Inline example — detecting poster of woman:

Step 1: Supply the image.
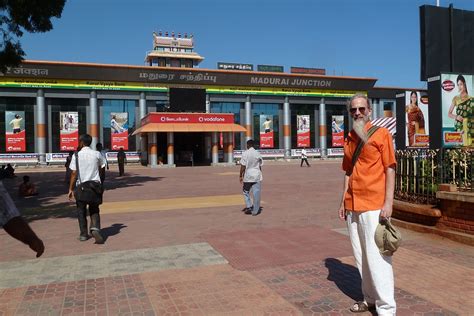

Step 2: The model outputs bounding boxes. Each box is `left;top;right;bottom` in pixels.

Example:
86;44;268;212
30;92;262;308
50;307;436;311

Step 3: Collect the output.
405;91;429;147
5;111;26;152
111;112;129;150
441;73;473;147
59;112;79;151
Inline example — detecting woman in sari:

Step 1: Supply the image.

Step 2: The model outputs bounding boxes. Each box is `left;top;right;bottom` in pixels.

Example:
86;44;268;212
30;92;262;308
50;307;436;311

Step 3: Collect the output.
406;91;425;147
447;74;472;146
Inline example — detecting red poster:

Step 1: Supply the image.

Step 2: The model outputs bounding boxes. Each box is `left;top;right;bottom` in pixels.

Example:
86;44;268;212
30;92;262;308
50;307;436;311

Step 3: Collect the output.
111;131;129;150
332;131;344;147
297;131;310;147
260;131;274;148
60;130;79;151
6;130;26;152
331;115;345;147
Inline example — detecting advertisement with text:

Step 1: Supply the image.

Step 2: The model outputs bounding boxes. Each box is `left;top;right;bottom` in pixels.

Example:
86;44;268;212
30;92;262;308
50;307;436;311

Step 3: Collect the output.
259;115;274;148
297;115;310;147
331;115;344;147
405;91;430;148
5;111;25;152
60;111;79;151
111;112;129;150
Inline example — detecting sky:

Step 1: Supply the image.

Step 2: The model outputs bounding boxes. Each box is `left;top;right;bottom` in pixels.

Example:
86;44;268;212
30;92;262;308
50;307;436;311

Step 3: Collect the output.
20;0;474;90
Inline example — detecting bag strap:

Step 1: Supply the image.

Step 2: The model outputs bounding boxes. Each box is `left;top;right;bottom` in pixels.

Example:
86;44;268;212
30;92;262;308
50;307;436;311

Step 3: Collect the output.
75;151;82;185
351;125;380;168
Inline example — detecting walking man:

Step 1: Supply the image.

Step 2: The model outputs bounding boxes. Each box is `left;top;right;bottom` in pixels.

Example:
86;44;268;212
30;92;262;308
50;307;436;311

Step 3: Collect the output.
239;139;263;216
68;134;106;244
96;143;107;184
300;147;310;167
338;94;397;314
117;148;126;177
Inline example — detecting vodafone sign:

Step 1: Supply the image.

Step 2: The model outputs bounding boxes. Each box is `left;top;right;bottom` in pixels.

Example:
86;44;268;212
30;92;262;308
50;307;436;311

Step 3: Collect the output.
145;113;234;124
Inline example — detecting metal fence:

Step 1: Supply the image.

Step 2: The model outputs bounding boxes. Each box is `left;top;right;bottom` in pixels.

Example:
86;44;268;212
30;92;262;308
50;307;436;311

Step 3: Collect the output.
395;148;473;204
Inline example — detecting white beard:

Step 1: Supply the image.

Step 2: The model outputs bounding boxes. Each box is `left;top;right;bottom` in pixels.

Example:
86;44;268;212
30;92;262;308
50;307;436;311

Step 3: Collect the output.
353;118;369;143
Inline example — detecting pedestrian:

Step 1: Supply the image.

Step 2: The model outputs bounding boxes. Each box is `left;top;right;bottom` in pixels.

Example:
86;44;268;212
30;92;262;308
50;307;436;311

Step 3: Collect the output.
300;147;310;167
1;181;44;257
96;143;107;184
239;139;263;216
338;93;397;314
68;134;106;244
64;151;73;184
117;148;126;176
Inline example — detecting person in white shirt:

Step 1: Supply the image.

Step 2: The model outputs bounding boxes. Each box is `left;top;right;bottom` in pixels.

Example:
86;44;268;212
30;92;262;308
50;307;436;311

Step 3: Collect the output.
68;134;107;243
239;139;263;216
300;147;311;167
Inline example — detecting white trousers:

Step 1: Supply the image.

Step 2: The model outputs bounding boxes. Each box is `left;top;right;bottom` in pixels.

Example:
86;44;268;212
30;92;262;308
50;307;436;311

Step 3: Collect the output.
346;210;396;315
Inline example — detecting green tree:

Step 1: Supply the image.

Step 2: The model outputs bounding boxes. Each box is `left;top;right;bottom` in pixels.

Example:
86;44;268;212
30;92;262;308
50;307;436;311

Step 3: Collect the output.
0;0;66;72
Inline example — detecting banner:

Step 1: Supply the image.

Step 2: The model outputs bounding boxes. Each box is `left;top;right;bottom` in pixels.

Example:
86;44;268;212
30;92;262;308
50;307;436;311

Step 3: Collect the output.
331;115;344;147
441;73;473;147
111;112;129;150
59;112;78;151
297;115;310;147
259;115;274;148
405;91;430;147
5;111;25;152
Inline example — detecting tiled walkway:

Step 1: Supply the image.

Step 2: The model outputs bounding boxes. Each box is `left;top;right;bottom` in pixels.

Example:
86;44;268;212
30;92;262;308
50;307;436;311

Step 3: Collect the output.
1;162;473;315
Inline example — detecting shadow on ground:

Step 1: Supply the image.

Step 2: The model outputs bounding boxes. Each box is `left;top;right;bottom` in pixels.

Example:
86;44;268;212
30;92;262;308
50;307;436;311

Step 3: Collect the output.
1;171;162;222
102;223;128;242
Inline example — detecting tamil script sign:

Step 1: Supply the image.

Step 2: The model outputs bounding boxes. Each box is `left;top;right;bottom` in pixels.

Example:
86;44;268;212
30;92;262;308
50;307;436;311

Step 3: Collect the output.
217;62;253;71
257;65;284;73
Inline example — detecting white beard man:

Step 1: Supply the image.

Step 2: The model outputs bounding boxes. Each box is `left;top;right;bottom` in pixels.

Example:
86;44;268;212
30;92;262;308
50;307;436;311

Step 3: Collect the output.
338;94;397;314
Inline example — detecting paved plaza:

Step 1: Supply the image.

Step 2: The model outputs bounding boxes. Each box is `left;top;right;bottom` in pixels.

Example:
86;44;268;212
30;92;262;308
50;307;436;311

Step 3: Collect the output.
0;161;473;315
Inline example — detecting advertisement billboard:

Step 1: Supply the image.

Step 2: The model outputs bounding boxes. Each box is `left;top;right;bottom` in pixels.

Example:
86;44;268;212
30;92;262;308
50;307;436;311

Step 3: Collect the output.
59;112;79;151
111;112;129;150
297;115;310;147
257;65;284;73
331;115;344;147
441;73;473;147
259;115;274;148
5;111;25;152
405;91;430;148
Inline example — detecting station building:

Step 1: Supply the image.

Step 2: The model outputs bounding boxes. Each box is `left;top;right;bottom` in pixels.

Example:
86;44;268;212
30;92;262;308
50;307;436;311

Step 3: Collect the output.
0;32;404;167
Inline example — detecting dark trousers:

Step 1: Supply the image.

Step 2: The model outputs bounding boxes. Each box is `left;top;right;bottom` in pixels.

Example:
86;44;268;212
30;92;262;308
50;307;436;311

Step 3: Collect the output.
301;158;310;167
118;163;125;176
76;201;101;237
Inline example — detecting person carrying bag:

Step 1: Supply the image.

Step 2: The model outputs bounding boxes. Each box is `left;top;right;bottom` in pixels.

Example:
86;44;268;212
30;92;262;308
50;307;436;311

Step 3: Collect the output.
68;134;106;244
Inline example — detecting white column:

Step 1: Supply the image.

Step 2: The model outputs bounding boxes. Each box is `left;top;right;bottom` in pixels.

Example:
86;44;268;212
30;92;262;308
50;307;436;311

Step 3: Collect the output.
89;91;98;150
319;99;327;158
211;132;219;164
139;92;147;164
167;132;174;166
36;89;46;164
283;96;291;159
148;132;157;167
245;95;252;142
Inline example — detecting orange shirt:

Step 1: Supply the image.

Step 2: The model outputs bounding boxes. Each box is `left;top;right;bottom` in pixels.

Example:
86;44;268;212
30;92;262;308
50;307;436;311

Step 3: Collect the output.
342;122;396;211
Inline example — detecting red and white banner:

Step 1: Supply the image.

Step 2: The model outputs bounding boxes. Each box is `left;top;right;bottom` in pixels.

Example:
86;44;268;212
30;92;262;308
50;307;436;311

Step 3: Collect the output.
111;112;128;150
297;115;310;147
60;112;79;151
5;111;26;152
260;115;274;148
143;113;235;124
331;115;344;147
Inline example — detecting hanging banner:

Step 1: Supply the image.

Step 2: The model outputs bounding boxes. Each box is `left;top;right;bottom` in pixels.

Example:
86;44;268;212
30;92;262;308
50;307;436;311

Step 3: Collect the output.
111;112;129;150
59;112;79;151
331;115;345;147
297;115;310;147
441;73;473;147
405;91;430;147
5;111;26;152
259;115;274;148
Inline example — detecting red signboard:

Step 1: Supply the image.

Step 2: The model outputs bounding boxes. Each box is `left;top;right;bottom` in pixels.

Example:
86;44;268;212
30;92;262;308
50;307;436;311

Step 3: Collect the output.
290;67;326;75
143;113;235;124
260;131;274;148
6;130;26;152
60;130;79;151
297;131;310;147
111;131;129;150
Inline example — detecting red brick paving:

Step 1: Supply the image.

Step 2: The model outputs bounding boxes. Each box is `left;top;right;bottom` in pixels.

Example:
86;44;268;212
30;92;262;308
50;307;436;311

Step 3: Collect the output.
1;162;473;315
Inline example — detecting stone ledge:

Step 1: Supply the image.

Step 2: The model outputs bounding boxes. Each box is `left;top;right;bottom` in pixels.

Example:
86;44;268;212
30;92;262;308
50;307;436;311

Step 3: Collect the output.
393;199;441;218
436;191;474;203
392;218;474;246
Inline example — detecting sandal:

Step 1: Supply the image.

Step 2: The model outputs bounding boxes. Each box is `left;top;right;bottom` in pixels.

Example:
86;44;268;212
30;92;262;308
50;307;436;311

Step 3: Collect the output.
350;301;375;313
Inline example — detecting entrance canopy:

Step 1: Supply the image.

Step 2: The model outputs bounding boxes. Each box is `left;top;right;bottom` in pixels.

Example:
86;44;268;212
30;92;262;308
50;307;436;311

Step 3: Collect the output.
132;112;246;135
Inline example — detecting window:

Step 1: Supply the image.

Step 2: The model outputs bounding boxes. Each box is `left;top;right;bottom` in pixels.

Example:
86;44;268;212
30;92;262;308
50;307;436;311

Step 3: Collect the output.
211;102;242;150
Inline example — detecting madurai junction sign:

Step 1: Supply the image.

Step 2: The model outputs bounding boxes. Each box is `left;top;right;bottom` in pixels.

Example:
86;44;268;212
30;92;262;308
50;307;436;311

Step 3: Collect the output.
0;61;377;92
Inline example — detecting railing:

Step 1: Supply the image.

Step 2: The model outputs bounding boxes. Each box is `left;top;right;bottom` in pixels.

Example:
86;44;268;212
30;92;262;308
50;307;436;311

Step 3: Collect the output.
395;148;473;205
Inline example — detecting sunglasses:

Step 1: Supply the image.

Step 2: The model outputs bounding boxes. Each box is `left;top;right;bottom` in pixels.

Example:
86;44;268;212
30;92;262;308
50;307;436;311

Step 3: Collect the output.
349;107;367;115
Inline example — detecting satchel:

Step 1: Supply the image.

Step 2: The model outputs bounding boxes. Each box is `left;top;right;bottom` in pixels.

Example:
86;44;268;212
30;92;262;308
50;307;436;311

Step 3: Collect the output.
73;152;103;204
